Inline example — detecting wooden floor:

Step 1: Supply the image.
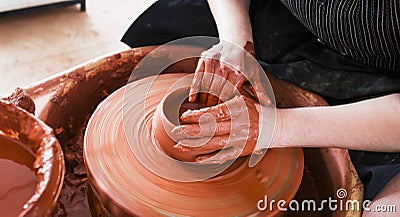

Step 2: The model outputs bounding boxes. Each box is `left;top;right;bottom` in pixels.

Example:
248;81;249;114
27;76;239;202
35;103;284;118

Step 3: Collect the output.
0;0;155;96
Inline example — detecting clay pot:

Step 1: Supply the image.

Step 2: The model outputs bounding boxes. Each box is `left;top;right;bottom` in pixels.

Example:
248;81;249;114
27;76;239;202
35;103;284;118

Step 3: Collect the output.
152;87;201;162
0;100;64;217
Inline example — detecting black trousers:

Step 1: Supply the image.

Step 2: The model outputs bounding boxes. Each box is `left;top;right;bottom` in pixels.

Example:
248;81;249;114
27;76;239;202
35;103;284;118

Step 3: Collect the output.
122;0;400;200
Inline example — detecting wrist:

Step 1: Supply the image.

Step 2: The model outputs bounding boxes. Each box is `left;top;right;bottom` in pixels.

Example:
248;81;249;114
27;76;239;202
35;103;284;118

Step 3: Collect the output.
219;34;253;48
256;105;278;150
270;108;284;148
273;107;322;149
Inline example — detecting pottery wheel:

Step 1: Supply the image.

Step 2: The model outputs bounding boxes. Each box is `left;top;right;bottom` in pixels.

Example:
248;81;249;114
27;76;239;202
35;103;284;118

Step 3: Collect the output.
84;73;304;216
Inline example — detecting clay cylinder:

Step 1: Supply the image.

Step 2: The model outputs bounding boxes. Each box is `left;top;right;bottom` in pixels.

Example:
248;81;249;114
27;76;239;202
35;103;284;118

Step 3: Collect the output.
152;87;203;162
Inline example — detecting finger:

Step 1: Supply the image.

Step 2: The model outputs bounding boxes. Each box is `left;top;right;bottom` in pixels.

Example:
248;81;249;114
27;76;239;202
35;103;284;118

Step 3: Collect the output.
206;92;220;107
218;80;235;102
180;99;234;123
229;73;246;93
171;121;231;139
250;70;272;106
196;147;242;164
219;65;246;102
207;60;227;106
199;59;214;106
250;78;271;106
223;53;246;90
174;134;230;151
189;58;205;102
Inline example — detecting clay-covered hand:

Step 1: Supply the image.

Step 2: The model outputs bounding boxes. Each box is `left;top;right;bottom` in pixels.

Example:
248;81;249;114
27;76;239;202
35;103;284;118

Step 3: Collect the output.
172;94;265;163
189;41;270;107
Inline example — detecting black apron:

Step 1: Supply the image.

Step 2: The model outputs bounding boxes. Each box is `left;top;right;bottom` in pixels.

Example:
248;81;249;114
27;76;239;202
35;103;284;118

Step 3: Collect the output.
121;0;400;200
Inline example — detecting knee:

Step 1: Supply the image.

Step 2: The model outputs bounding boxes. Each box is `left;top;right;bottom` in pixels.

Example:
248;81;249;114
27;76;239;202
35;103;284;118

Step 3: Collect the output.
363;173;400;217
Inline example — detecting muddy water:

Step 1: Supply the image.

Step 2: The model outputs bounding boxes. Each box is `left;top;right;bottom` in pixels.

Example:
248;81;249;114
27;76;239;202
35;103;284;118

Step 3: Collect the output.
0;134;37;217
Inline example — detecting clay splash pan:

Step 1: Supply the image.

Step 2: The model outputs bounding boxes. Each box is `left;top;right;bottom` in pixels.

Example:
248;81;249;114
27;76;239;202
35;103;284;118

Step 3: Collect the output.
22;46;363;216
0;100;64;216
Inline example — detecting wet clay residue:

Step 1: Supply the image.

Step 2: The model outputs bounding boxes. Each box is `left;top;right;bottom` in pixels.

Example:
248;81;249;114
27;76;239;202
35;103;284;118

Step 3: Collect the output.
244;41;256;57
53;115;91;216
1;87;35;114
0;134;37;217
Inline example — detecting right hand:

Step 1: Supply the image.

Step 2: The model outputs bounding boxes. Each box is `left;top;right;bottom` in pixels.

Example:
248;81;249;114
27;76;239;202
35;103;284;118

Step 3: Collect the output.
172;93;269;164
189;41;270;107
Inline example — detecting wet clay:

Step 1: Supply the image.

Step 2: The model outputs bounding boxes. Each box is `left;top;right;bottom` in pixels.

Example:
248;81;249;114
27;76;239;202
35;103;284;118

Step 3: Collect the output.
84;73;304;216
52;116;92;217
1;87;35;114
0;135;37;217
0;100;65;217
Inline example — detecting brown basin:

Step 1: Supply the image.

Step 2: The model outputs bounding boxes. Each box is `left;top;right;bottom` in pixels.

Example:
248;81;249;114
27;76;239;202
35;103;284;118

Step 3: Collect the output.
0;100;64;216
22;46;363;216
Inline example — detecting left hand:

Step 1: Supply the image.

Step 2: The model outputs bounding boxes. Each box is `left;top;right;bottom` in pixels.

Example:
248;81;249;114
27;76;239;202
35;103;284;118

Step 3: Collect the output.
171;93;262;163
189;41;270;107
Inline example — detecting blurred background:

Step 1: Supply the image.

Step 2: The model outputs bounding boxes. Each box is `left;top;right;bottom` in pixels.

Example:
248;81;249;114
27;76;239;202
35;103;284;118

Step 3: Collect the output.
0;0;155;96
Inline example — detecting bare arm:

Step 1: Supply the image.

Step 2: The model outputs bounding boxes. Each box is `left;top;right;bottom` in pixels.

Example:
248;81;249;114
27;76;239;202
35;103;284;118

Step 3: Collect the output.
272;94;400;152
207;0;252;46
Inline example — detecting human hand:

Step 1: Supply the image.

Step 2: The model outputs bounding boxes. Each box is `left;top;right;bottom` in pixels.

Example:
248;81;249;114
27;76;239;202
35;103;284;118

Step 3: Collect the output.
172;93;269;164
189;41;270;107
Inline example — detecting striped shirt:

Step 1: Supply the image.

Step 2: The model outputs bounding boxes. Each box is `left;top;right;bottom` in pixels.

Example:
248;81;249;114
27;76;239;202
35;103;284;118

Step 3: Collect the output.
280;0;400;72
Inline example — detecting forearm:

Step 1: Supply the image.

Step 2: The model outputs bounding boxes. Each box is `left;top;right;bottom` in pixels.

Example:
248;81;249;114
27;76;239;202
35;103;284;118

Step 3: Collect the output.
207;0;252;46
271;94;400;152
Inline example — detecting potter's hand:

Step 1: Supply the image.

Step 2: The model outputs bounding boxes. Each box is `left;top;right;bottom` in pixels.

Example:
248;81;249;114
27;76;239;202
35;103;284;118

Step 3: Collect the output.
189;41;270;107
172;94;269;163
